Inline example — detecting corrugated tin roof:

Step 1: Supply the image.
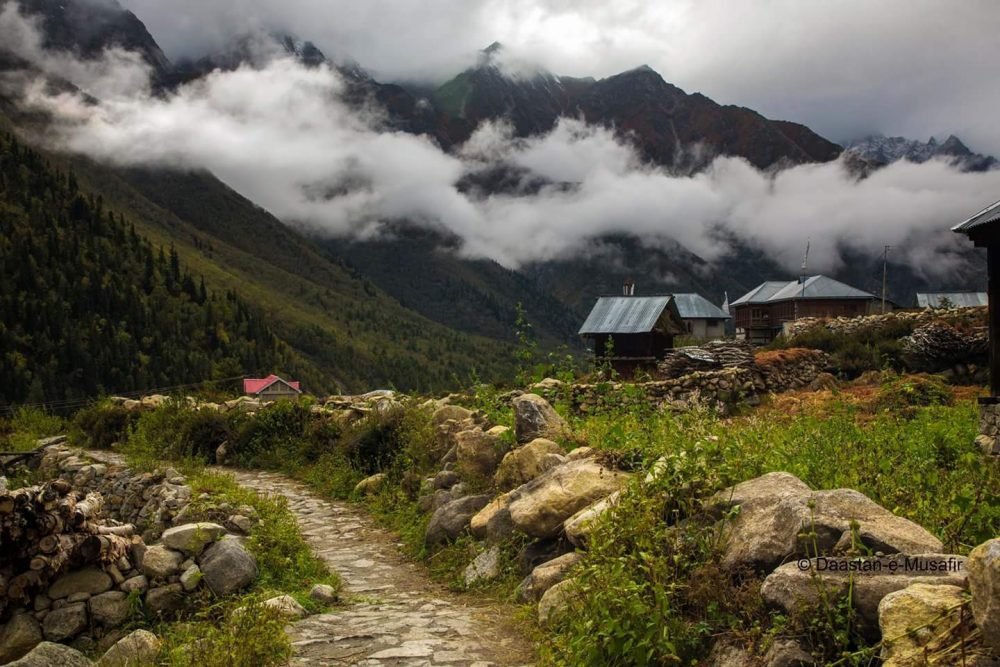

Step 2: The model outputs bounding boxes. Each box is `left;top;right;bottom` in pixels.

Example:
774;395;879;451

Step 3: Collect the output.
730;281;790;306
916;292;988;308
672;293;731;319
732;275;876;306
579;296;674;335
953;198;1000;234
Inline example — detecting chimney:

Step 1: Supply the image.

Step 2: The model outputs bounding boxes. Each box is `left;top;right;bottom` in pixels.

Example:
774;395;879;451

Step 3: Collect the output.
623;278;635;296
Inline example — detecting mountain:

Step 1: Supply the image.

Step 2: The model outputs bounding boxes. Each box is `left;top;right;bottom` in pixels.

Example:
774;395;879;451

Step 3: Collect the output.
0;131;300;406
844;134;998;172
427;45;842;171
10;0;171;79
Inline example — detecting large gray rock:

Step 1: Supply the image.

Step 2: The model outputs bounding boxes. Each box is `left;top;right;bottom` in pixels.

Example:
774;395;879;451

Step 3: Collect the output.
8;641;91;667
517;552;583;602
145;584;184;615
0;613;43;663
261;595;308;619
470;492;517;543
141;545;184;579
508;459;631;539
763;639;814;667
97;629;161;667
354;473;388;496
537;578;578;627
464;546;502;585
761;554;967;636
513;394;568;444
48;568;113;600
495;438;565;490
198;538;259;596
89;591;130;627
709;472;943;572
309;584;339;605
705;640;754;667
564;491;620;548
967;538;1000;652
878;583;966;667
42;603;88;642
424;495;492;546
160;522;227;556
455;429;510;480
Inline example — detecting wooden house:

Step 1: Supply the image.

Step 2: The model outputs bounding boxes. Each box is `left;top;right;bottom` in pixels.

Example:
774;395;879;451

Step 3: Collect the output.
243;375;303;401
579;290;687;377
731;275;883;344
672;293;731;340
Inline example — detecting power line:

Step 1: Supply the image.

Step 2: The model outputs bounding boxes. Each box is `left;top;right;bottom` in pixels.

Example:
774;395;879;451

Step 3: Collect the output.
0;374;249;415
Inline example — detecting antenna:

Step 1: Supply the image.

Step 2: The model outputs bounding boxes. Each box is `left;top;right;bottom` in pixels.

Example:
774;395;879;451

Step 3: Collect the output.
882;245;891;314
801;240;811;274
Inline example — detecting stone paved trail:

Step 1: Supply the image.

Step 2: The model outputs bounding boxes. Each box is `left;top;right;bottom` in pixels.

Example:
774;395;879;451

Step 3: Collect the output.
225;468;535;667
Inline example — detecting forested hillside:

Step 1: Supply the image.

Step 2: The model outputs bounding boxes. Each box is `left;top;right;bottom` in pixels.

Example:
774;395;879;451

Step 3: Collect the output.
0;133;299;406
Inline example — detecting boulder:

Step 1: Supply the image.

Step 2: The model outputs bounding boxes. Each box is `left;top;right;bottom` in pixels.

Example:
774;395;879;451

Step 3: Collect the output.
160;522;227;556
494;438;565;490
878;584;966;667
354;473;388;496
141;545;184;579
0;613;43;663
42;603;88;642
470;493;514;541
145;584;184;615
761;554;967;636
431;405;473;426
262;595;308;619
709;472;943;572
513;394;568;444
309;584;339;605
424;495;492;546
119;575;148;595
564;491;620;548
508;460;630;539
518;539;571;575
517;552;582;602
227;514;253;534
88;591;130;627
180;565;202;591
455;429;509;479
97;629;161;667
464;546;502;585
199;538;258;596
565;447;596;462
967;538;1000;652
705;640;754;667
763;639;814;667
7;642;91;667
538;578;578;627
432;470;462;490
48;568;113;600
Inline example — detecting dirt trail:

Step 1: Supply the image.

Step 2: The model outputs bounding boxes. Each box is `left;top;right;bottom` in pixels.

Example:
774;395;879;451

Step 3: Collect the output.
223;468;534;667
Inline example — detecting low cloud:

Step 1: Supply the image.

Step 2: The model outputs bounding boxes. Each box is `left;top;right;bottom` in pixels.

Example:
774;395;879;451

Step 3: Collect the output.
6;8;998;279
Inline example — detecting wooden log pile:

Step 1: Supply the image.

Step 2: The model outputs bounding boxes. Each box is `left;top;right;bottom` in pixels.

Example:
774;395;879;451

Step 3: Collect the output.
657;340;755;379
0;478;132;615
903;320;989;371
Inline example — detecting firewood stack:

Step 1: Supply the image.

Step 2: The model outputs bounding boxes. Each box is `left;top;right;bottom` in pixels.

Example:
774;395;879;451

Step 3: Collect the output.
903;320;989;371
0;477;133;616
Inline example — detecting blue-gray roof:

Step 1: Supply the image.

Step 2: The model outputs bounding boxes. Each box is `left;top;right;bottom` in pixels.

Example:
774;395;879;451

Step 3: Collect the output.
916;292;988;308
953;198;1000;234
732;275;876;306
579;296;674;335
672;293;731;320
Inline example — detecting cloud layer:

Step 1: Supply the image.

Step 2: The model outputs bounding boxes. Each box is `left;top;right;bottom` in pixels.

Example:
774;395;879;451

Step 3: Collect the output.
114;0;1000;154
5;6;998;279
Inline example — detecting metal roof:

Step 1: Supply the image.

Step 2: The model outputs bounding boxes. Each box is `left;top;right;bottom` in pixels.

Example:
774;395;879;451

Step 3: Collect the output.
953;198;1000;234
732;275;876;306
672;293;731;320
729;281;789;306
578;296;674;335
916;292;988;308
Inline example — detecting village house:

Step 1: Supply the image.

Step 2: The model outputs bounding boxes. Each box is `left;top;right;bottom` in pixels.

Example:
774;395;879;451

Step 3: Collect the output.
578;282;687;377
243;374;303;401
731;275;884;345
672;293;731;340
915;291;988;309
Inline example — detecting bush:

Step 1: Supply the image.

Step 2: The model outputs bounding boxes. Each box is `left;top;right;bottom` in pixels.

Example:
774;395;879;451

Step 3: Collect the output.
337;408;407;474
874;375;954;413
71;402;137;450
226;400;313;468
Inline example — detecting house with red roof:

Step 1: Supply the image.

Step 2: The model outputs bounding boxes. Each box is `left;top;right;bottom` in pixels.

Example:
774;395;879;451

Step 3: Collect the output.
242;375;303;401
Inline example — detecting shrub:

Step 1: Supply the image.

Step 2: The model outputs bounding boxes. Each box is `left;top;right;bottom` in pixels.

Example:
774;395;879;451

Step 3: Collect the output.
71;402;137;450
874;374;954;413
337;407;407;474
226;400;312;468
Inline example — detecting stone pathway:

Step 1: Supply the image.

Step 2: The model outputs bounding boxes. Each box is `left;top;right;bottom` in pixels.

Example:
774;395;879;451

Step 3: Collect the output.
223;468;534;667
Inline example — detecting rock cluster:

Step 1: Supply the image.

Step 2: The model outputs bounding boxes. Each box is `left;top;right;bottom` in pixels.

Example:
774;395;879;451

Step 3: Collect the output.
0;449;260;663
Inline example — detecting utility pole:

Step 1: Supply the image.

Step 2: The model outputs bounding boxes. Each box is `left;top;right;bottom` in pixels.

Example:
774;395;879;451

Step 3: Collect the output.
882;245;891;314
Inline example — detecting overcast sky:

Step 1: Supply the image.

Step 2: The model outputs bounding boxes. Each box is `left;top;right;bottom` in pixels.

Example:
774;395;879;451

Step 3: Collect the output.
115;0;1000;153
